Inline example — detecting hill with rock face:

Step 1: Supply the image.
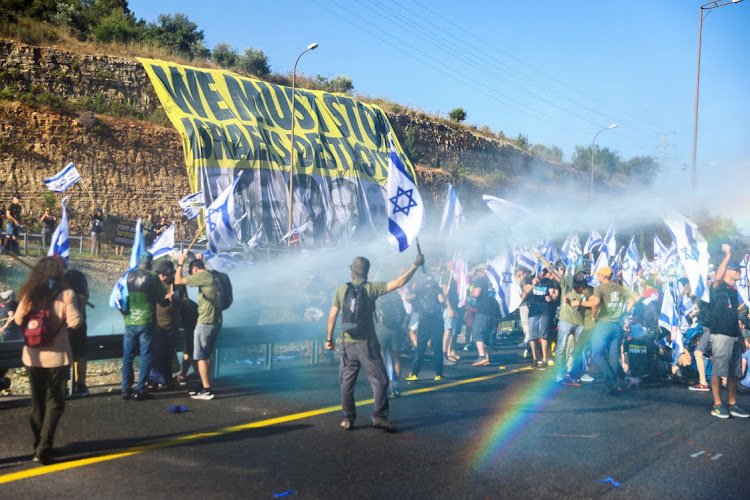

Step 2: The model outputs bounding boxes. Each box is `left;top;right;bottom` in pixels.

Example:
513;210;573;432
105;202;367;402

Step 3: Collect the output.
0;39;572;237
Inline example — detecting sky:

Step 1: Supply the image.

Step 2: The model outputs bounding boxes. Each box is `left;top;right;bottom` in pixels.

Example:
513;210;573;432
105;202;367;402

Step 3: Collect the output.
128;0;750;231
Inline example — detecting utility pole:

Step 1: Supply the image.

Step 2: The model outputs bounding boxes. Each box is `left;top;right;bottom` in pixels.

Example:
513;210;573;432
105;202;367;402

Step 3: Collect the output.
656;131;677;182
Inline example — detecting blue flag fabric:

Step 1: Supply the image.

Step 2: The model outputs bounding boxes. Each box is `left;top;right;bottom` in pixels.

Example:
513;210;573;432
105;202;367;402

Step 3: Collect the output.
206;173;243;253
148;223;175;260
246;224;263;251
440;183;465;238
487;252;523;317
386;134;424;252
621;237;639;291
44;163;81;193
665;211;710;302
584;231;603;255
514;246;537;274
602;225;616;261
738;255;749;308
561;233;582;267
654;235;668;266
178;191;205;220
47;196;70;263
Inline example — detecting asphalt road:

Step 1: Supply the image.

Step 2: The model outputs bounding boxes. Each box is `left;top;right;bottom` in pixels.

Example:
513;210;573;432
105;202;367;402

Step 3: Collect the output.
1;336;748;499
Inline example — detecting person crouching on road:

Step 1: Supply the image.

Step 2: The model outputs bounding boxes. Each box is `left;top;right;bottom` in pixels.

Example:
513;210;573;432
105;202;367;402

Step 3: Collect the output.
14;256;82;465
326;253;424;432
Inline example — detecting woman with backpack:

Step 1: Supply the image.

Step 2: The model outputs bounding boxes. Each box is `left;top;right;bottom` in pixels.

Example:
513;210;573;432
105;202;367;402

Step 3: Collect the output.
14;256;82;465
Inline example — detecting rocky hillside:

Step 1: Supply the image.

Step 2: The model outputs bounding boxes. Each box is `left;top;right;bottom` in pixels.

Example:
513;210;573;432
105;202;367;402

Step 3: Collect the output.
0;39;571;235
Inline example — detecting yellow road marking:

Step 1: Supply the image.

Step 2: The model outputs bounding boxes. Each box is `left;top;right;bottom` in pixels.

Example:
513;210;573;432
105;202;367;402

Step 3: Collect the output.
0;367;529;484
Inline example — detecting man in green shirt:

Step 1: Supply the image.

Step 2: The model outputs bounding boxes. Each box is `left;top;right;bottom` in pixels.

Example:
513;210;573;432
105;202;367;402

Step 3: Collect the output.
174;255;221;401
590;266;636;393
326;253;424;431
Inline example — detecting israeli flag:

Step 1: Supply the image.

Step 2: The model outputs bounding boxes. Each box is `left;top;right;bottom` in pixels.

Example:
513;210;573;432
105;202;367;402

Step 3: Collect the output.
452;250;469;308
178;191;205;220
148;223;175;260
534;240;559;274
659;278;683;363
280;220;312;242
109;218;146;312
665;211;710;302
654;235;668;266
440;183;465;237
621;236;639;291
602;225;616;260
44;163;81;193
588;251;609;287
640;256;653;280
47;196;70;262
738;255;750;307
561;233;582;267
204;252;249;275
584;231;603;255
206;172;243;253
514;246;537;274
662;242;679;274
386;134;424;252
487;252;523;317
247;224;263;251
483;195;531;217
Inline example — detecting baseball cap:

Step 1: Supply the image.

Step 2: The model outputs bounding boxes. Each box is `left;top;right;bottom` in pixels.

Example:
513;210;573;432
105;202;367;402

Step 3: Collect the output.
629;323;648;339
155;259;175;276
139;252;153;267
12;192;20;199
726;260;741;271
596;266;613;278
0;289;15;301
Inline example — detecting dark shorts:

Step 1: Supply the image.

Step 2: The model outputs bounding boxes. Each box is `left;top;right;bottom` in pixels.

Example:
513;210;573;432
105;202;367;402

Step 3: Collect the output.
709;334;742;378
375;323;404;352
528;315;549;341
472;314;494;344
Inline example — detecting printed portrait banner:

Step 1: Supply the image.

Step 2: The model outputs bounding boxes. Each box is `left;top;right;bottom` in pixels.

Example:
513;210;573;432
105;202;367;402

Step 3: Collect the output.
138;57;417;245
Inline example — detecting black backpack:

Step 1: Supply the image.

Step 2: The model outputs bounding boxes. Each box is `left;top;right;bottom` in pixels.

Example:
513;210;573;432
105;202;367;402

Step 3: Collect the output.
417;285;443;319
341;282;370;337
210;271;233;311
376;291;406;329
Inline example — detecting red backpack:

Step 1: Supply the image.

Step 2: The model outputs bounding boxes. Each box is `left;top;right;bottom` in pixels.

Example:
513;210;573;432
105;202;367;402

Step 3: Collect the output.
22;293;64;347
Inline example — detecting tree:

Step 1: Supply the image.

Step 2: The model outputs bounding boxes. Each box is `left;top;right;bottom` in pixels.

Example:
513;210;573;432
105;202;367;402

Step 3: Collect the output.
448;107;467;123
212;43;238;68
94;9;143;43
237;46;270;77
530;144;564;162
511;133;530;150
570;145;658;187
315;75;354;94
144;13;208;60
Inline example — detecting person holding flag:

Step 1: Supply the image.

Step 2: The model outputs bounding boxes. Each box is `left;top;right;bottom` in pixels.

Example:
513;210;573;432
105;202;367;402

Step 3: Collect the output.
386;134;424;253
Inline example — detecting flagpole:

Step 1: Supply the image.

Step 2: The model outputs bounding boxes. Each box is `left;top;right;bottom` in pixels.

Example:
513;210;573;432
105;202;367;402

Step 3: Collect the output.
184;221;207;254
415;238;426;274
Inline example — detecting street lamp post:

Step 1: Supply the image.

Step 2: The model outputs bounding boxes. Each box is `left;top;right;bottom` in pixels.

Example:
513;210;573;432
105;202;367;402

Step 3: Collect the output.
590;123;617;204
287;42;319;244
690;0;743;214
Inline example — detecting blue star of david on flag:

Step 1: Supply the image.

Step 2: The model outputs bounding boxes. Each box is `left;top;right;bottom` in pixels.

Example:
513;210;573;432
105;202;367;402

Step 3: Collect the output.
389;186;419;216
386;134;424;252
502;272;513;285
205;172;243;253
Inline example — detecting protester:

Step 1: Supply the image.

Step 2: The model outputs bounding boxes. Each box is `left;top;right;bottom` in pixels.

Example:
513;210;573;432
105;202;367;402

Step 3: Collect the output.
39;207;56;250
14;256;81;465
90;206;104;256
0;289;21;341
375;285;407;397
64;265;90;397
440;261;463;365
326;253;424;431
153;259;180;389
515;267;532;356
175;253;199;384
120;251;160;400
590;266;636;393
526;268;554;369
469;264;494;366
174;254;222;401
705;245;748;419
4;192;23;255
406;276;445;381
143;212;155;247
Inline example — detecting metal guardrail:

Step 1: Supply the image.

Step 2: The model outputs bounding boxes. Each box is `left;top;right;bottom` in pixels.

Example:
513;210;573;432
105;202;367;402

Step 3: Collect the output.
0;320;329;377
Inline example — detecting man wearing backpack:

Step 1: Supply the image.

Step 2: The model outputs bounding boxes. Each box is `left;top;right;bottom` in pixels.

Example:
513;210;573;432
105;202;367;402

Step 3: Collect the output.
326;253;424;432
174;254;222;401
406;276;445;381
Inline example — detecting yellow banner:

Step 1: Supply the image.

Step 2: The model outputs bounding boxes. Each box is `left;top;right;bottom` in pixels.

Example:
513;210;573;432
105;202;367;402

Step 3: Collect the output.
138;58;416;194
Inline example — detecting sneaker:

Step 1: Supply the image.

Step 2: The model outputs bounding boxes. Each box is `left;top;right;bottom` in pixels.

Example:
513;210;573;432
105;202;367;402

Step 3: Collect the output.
580;373;594;383
190;388;215;400
536;361;546;371
562;375;582;387
517;342;527;348
340;419;353;430
547;360;555;367
405;373;418;381
132;390;152;401
391;387;401;398
434;375;443;381
122;389;132;400
729;405;750;418
522;349;530;359
371;417;397;432
75;385;90;398
471;357;489;366
689;383;710;392
176;375;188;385
712;404;730;419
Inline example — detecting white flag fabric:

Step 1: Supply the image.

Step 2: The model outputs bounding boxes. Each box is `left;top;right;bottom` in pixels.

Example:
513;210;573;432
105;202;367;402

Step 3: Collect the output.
440;183;465;237
109;218;146;312
487;252;523;317
483;195;531;217
386;134;424;252
659;278;683;363
602;225;616;260
280;220;312;242
452;251;470;308
179;191;205;220
738;255;750;307
514;246;537;274
665;211;710;302
561;233;582;267
148;223;175;259
44;163;81;193
206;173;243;254
662;242;679;275
247;224;263;251
587;251;609;287
654;235;668;266
640;256;653;280
584;231;603;255
47;196;70;262
204;252;250;275
621;236;639;291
